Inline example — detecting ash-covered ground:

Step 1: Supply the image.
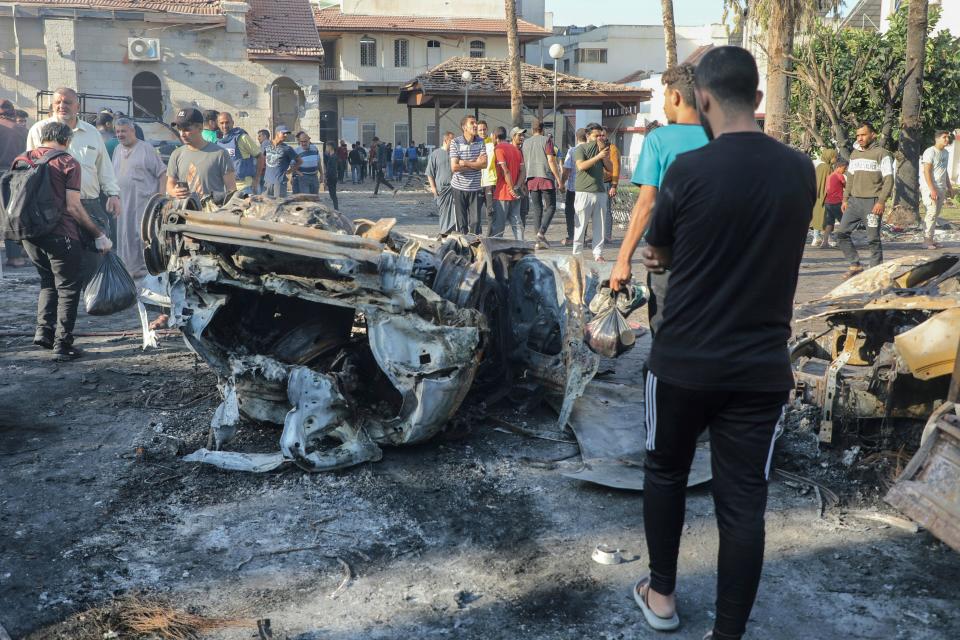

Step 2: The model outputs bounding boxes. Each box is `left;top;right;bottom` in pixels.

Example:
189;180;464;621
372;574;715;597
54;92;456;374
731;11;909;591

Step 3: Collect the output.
2;183;959;640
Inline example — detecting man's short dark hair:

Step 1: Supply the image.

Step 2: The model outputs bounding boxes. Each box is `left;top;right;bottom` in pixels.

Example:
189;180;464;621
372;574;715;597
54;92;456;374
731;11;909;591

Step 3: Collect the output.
95;112;114;128
14;109;28;119
494;126;507;141
40;121;73;146
662;63;697;108
935;130;951;139
575;127;587;142
460;115;476;129
857;121;875;133
444;131;456;141
258;129;269;138
531;118;544;133
833;159;849;169
477;120;488;127
203;109;219;124
694;46;759;112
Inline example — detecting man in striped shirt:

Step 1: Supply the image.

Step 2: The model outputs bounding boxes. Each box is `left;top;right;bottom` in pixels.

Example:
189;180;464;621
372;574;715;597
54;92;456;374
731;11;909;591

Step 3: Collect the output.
293;132;321;195
449;115;488;234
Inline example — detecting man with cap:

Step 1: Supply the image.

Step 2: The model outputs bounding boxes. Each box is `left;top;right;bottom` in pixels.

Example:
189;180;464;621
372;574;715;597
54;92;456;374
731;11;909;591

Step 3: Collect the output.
490;126;526;240
262;126;301;197
166;107;236;200
1;99;28;267
27;87;121;271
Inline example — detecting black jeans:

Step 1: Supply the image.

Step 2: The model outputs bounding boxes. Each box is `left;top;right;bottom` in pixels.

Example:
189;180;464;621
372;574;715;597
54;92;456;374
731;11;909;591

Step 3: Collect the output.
22;235;87;348
836;196;882;267
564;189;576;240
326;178;338;210
528;187;556;236
373;164;395;195
644;372;787;640
453;189;484;234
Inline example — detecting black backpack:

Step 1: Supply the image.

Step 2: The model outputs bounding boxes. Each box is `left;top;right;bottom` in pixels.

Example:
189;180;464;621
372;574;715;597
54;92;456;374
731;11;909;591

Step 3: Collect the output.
0;149;68;241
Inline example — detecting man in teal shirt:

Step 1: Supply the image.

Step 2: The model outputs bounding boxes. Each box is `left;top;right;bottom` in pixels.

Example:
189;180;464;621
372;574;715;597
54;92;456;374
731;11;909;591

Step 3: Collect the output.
610;63;709;332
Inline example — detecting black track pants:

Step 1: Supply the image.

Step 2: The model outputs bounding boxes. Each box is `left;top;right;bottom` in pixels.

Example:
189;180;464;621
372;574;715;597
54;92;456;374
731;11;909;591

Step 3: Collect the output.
643;372;787;640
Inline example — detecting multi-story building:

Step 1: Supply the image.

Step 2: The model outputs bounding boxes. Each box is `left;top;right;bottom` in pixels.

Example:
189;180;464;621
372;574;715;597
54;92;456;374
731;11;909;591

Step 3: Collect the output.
0;0;326;138
312;0;551;147
844;0;959;34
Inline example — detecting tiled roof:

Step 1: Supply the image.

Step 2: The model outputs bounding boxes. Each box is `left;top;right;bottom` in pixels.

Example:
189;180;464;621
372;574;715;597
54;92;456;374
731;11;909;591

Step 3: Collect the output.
615;70;651;85
400;57;650;100
3;0;222;14
246;0;323;59
314;6;551;41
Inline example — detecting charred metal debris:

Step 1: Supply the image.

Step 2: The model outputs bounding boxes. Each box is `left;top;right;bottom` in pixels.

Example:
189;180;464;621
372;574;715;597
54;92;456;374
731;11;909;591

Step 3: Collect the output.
790;255;960;444
141;193;599;472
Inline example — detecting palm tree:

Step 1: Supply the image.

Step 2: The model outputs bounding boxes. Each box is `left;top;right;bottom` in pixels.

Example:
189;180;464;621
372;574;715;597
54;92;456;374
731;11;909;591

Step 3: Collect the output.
895;0;929;216
725;1;841;143
662;0;678;68
505;0;524;128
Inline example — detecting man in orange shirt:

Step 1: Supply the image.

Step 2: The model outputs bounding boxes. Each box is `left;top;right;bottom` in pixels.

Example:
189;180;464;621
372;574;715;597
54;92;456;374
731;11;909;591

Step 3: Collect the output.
490;126;526;239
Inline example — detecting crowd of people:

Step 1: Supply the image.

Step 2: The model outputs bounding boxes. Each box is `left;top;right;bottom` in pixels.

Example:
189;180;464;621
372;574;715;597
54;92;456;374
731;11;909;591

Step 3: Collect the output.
0;45;957;640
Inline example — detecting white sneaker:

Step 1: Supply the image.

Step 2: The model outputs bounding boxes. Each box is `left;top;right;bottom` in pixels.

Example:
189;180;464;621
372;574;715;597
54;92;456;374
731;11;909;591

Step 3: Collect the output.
811;230;822;246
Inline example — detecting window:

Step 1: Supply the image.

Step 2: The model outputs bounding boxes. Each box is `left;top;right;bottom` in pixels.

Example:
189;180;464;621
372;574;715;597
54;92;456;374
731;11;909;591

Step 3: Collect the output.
361;122;377;146
469;40;485;58
575;48;608;63
394;38;409;67
544;63;554;71
132;71;162;119
426;124;438;148
563;58;570;73
394;123;410;148
360;36;377;67
427;39;441;66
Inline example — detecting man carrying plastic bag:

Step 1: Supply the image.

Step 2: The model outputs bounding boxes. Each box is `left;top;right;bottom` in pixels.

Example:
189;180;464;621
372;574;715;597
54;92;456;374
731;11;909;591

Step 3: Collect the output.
1;121;113;361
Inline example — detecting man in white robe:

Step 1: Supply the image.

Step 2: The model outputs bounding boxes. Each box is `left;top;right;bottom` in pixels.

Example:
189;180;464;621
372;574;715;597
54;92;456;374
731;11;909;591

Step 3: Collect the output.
112;117;166;278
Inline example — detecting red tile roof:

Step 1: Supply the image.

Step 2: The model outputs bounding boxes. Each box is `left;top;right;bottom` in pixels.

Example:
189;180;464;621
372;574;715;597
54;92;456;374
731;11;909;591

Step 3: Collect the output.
314;6;551;41
5;0;222;14
246;0;323;59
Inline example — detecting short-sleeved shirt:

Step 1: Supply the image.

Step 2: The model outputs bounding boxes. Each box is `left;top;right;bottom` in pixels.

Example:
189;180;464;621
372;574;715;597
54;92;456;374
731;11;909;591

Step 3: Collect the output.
825;172;846;205
425;147;453;189
263;143;298;184
574;141;605;193
323;152;338;180
631;124;709;189
407;146;418;159
480;136;497;187
296;144;321;174
393;147;405;162
27;147;82;240
449;135;484;191
494;142;523;201
645;132;816;392
201;129;219;143
526;137;556;192
167;142;234;197
563;145;579;191
921;145;950;192
104;134;119;159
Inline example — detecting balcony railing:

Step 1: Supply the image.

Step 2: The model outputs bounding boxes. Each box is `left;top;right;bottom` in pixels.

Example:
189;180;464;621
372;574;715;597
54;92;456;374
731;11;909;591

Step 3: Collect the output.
319;67;340;81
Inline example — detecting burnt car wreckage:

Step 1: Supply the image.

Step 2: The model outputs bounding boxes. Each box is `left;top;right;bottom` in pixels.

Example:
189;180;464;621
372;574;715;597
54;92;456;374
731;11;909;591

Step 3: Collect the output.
140;192;600;473
789;255;960;549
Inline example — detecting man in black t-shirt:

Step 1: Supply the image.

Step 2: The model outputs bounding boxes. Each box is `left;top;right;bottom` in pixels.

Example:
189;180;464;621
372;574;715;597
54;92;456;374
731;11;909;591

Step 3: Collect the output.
630;47;815;640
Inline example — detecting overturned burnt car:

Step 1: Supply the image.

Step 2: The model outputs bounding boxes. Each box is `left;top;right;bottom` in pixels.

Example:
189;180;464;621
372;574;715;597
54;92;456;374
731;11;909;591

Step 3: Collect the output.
790;255;960;443
141;193;599;472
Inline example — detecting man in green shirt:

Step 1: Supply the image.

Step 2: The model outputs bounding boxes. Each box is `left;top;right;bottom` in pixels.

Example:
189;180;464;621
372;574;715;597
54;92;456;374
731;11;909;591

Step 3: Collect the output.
572;122;612;261
201;109;220;143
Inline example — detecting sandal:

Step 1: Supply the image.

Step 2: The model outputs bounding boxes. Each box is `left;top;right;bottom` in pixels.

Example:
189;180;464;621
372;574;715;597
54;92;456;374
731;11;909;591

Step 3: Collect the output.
633;576;680;631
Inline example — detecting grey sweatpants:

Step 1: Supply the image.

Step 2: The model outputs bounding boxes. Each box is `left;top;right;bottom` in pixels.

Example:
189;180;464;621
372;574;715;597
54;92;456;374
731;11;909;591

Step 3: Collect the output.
836;196;882;268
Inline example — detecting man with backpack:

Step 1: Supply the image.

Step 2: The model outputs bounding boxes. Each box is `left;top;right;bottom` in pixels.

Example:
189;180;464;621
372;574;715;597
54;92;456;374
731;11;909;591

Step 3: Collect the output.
216;112;262;195
4;121;112;361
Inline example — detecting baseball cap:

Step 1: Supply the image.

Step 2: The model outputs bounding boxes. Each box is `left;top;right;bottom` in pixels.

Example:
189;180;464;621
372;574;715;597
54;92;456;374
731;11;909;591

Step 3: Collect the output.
584;122;604;133
275;125;291;135
509;126;526;138
174;107;204;128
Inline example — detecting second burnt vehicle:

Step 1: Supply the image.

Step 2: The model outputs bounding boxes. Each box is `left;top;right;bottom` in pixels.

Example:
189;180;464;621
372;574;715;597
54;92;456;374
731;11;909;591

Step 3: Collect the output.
140;192;600;472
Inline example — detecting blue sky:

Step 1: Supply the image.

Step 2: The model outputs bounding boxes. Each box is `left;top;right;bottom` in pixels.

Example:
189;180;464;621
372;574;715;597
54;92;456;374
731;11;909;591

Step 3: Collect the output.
545;0;726;27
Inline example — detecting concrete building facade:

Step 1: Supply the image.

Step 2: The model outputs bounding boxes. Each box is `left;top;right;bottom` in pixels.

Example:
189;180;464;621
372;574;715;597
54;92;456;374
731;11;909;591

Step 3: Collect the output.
0;1;326;138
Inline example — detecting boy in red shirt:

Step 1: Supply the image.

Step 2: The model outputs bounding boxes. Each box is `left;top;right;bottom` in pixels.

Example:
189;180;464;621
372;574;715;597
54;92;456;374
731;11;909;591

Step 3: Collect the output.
820;159;847;248
490;126;526;239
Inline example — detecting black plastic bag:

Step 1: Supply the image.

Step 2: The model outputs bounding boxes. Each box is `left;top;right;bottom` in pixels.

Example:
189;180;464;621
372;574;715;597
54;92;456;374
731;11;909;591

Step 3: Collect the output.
584;285;637;358
83;251;137;316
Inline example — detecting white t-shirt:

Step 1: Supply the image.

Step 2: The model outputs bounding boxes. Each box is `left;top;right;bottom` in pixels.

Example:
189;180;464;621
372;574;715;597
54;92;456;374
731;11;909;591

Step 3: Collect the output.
920;145;949;193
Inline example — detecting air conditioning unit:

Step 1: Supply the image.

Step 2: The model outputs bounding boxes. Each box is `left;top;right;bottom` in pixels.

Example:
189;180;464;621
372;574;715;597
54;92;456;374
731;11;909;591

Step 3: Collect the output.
128;37;160;61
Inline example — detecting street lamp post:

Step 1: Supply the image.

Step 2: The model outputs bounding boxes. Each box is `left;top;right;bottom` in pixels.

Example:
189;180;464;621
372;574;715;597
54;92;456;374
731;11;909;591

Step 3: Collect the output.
548;44;565;142
461;70;472;114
